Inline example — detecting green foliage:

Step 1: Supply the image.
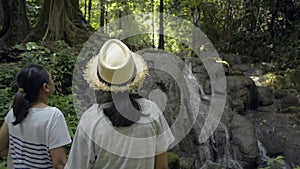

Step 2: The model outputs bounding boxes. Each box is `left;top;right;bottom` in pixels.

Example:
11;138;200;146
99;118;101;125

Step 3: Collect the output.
0;40;78;149
17;41;77;94
0;63;19;124
259;156;285;169
26;0;43;27
268;156;285;165
259;69;300;91
18;42;52;67
168;152;180;169
49;41;77;94
0;157;6;169
0;88;14;123
0;63;20;89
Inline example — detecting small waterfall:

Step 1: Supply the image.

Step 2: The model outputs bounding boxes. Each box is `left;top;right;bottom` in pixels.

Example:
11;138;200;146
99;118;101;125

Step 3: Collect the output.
184;62;243;168
195;118;243;168
257;139;270;163
213;123;243;169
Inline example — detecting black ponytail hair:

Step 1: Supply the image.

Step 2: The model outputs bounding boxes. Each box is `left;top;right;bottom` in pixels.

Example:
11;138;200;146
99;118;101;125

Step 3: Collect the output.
97;91;143;127
12;64;50;125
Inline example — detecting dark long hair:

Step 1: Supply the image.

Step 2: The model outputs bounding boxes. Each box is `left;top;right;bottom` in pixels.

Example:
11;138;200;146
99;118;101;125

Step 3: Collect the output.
98;91;143;127
12;64;50;125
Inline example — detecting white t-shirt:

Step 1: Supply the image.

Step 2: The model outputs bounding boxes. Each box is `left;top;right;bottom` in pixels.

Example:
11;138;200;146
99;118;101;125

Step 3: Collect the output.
5;106;72;169
65;98;175;169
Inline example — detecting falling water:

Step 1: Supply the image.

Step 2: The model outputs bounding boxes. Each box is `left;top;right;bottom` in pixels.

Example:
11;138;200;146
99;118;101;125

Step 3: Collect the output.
184;62;243;169
196;123;243;169
257;139;270;163
211;123;243;169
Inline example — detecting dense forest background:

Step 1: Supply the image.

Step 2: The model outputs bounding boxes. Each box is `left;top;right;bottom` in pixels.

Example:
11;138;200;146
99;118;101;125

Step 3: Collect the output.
0;0;299;66
0;0;299;168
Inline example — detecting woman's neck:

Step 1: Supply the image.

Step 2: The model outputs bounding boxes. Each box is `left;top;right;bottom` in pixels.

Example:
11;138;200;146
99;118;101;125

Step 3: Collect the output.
31;98;48;108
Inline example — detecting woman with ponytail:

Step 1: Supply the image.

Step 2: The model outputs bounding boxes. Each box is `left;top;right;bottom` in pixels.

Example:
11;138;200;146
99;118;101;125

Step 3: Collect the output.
0;64;71;169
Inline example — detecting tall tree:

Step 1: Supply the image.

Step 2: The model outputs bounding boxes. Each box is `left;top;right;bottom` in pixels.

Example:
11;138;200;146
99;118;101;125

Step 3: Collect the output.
190;0;201;54
158;0;164;49
152;0;155;48
25;0;94;46
84;0;87;18
88;0;92;23
0;0;30;47
0;0;10;38
100;0;105;32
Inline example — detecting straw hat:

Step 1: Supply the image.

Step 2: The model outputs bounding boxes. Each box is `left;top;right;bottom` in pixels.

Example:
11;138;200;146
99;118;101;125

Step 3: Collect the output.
84;39;148;93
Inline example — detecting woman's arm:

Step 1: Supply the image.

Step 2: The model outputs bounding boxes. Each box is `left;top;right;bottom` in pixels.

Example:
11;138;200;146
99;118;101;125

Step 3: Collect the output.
0;122;9;157
49;147;68;169
155;152;168;169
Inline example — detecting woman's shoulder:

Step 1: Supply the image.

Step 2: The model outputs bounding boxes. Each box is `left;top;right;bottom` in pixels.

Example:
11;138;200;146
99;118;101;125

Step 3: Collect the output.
5;109;14;122
80;104;103;120
31;106;64;118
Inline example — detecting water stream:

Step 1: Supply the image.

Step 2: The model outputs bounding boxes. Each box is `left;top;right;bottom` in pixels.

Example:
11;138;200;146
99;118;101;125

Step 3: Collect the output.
185;62;243;169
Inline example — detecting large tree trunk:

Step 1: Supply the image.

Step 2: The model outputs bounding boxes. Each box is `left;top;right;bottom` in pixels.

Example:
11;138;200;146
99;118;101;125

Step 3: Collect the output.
25;0;94;46
0;0;30;48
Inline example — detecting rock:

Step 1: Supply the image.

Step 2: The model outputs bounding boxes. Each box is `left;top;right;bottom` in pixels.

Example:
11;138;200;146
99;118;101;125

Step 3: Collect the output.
231;114;259;169
226;76;258;113
280;106;300;114
199;162;225;169
282;90;299;109
257;87;274;106
246;111;300;166
255;105;278;112
180;156;196;169
187;57;203;67
220;53;245;65
204;79;211;95
232;64;252;73
243;68;263;76
194;73;208;87
274;89;287;99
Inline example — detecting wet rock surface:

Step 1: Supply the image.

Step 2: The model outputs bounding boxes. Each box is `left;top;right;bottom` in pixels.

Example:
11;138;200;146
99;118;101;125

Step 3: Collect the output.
142;52;300;169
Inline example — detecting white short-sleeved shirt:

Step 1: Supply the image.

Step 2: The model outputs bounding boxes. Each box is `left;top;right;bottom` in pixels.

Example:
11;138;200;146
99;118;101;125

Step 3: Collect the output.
65;98;175;169
5;106;72;169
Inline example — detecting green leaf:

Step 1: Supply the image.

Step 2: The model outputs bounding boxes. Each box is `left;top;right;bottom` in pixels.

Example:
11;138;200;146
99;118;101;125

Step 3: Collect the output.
0;160;7;168
276;159;285;165
26;42;38;50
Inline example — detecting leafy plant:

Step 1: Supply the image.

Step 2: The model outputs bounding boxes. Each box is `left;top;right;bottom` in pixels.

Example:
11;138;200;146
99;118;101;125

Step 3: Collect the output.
17;41;77;94
259;155;286;169
0;157;7;169
0;40;78;144
0;63;19;124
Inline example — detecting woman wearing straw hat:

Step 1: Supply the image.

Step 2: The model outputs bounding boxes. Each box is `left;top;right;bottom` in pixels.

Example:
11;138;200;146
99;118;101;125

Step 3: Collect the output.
65;39;174;169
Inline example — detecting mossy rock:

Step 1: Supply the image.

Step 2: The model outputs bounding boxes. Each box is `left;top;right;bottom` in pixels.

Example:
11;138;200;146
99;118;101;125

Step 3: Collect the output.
168;152;180;169
280;106;300;114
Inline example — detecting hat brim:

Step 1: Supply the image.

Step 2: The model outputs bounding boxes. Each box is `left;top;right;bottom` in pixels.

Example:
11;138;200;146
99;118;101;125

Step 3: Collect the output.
84;53;148;93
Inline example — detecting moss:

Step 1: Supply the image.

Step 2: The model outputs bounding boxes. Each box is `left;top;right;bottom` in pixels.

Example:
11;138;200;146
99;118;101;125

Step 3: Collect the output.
168;152;180;169
280;106;300;114
259;70;300;92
